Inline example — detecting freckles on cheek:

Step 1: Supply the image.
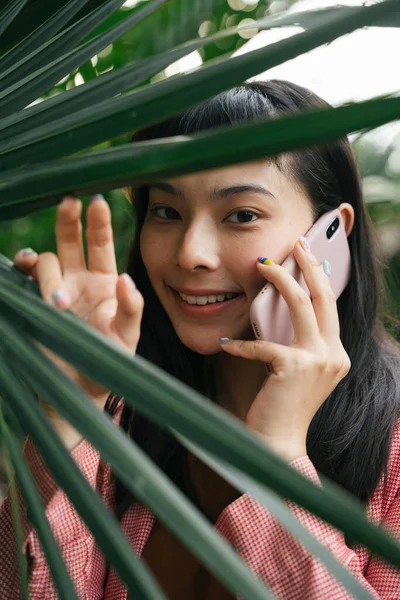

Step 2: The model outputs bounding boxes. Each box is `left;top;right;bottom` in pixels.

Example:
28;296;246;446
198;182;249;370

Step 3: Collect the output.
143;247;170;288
230;249;261;291
140;231;161;267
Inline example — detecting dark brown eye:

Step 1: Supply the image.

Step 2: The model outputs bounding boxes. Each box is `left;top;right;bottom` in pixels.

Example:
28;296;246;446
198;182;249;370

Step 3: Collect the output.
151;207;181;220
227;210;258;224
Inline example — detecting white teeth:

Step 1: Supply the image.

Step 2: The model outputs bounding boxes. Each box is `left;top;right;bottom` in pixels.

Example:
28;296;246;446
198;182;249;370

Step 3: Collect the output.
177;291;238;305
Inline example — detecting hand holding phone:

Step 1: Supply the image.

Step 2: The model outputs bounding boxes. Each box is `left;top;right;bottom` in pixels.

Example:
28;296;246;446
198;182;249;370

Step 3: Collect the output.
249;209;351;347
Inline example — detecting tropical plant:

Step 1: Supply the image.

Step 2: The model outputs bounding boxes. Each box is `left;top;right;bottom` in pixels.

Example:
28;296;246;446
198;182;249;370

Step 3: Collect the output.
0;0;400;598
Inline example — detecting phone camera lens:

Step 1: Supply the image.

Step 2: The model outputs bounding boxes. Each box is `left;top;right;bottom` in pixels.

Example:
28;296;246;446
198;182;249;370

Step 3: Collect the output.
326;217;339;239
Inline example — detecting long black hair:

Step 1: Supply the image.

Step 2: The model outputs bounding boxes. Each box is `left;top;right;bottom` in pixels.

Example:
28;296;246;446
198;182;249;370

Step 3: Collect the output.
105;79;400;519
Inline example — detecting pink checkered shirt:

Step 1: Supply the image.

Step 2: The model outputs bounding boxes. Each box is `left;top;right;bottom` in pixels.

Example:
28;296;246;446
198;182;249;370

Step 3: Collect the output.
1;403;400;599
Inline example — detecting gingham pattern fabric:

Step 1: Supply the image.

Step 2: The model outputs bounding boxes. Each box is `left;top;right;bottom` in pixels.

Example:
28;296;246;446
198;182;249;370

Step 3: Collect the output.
1;404;400;600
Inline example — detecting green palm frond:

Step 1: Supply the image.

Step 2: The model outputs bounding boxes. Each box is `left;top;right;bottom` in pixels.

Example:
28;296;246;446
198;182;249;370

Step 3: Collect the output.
0;317;277;600
0;0;93;72
0;0;29;38
0;362;169;600
0;403;80;600
1;93;400;220
0;0;167;117
176;433;375;600
0;408;30;600
1;264;400;573
0;0;399;597
0;0;398;165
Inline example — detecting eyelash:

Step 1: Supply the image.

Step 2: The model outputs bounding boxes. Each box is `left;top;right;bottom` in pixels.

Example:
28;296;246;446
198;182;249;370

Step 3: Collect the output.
149;206;259;224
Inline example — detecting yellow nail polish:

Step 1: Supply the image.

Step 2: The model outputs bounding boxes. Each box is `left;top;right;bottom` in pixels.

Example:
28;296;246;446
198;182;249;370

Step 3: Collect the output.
257;257;274;265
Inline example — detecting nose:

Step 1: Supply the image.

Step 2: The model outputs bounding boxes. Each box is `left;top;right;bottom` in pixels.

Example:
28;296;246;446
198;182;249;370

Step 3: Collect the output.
176;219;220;271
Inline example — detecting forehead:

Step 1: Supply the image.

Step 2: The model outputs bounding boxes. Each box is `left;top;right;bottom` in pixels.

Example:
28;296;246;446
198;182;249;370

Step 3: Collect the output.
155;159;295;196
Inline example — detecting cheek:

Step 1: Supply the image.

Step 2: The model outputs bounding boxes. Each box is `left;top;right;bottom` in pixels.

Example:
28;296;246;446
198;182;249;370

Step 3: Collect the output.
232;226;302;302
140;227;170;281
231;231;281;271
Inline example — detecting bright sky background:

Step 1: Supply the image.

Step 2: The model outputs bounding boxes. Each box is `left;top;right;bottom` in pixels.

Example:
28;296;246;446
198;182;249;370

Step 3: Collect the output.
164;0;400;149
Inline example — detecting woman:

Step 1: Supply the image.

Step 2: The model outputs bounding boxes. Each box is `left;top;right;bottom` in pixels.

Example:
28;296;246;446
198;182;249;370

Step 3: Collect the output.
1;79;399;599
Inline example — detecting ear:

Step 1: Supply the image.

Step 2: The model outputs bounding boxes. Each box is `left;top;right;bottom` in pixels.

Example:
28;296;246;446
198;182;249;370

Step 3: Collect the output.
338;202;355;237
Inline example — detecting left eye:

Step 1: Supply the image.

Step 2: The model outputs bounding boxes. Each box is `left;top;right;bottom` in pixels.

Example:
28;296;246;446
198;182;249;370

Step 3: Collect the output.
226;211;258;224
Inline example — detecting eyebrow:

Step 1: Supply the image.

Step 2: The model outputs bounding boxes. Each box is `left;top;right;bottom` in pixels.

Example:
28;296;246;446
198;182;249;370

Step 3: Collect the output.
148;181;276;201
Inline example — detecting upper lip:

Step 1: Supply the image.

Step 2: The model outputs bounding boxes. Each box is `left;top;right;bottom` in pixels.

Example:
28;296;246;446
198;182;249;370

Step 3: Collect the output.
169;285;241;296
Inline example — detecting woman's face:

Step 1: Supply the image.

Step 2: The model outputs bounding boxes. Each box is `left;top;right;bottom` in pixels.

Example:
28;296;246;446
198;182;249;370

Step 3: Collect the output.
140;159;315;355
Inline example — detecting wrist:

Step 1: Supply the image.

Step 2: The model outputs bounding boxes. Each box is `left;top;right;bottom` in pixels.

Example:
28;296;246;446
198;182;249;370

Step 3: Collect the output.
246;426;307;462
50;417;84;451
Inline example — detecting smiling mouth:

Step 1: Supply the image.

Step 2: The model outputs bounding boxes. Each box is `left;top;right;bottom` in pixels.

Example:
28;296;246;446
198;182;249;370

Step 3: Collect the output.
171;288;240;305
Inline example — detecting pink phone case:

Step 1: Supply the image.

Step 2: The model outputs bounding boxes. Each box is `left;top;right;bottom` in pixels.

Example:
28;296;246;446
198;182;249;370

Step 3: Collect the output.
249;209;351;347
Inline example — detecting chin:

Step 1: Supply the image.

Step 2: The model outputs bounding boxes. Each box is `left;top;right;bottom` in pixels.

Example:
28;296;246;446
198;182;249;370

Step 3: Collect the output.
174;324;253;356
179;337;224;356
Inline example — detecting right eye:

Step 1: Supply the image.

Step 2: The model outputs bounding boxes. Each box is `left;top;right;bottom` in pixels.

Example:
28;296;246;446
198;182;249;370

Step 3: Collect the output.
149;206;181;220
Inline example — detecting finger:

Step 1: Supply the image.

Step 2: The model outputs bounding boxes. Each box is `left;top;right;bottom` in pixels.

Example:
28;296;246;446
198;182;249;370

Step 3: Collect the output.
36;252;71;311
293;239;340;339
14;248;39;278
86;195;118;275
256;258;319;348
112;273;144;351
219;337;288;365
56;196;86;273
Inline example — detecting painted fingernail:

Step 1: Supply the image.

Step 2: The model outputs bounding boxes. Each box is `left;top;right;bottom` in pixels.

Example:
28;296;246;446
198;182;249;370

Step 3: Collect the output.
52;289;70;308
257;257;274;265
299;236;311;252
91;194;105;202
21;248;37;257
219;337;233;344
323;260;332;277
122;273;136;295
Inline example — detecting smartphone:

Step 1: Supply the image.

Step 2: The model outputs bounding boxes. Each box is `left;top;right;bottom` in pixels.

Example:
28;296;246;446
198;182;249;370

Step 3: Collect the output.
249;208;351;347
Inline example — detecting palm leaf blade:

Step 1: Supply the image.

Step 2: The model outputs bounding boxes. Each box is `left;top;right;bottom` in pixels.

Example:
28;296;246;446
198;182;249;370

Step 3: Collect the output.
0;267;400;570
176;433;376;600
0;0;168;118
0;2;368;142
0;0;29;38
0;403;79;600
0;0;398;165
0;0;93;74
0;8;298;144
0;320;277;600
256;4;400;30
0;357;168;600
0;34;218;144
0;0;127;94
0;410;30;600
1;94;400;219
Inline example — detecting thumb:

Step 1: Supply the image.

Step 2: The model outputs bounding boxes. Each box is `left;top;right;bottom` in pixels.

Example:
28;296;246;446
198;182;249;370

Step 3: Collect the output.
112;273;144;352
219;338;285;364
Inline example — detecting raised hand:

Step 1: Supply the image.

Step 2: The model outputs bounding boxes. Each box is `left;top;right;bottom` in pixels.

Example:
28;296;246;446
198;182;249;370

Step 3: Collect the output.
13;195;144;414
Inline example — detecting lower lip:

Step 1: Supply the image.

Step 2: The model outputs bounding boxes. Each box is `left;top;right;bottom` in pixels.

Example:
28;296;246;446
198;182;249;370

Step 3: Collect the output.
169;287;245;318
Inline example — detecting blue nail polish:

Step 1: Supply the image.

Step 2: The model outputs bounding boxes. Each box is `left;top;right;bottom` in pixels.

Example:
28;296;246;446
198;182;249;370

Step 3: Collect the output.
219;337;233;344
91;194;105;202
257;257;273;265
21;248;36;256
52;289;69;307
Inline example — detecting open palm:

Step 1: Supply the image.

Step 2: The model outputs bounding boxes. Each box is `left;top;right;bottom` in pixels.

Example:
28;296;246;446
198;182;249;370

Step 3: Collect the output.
14;195;144;409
